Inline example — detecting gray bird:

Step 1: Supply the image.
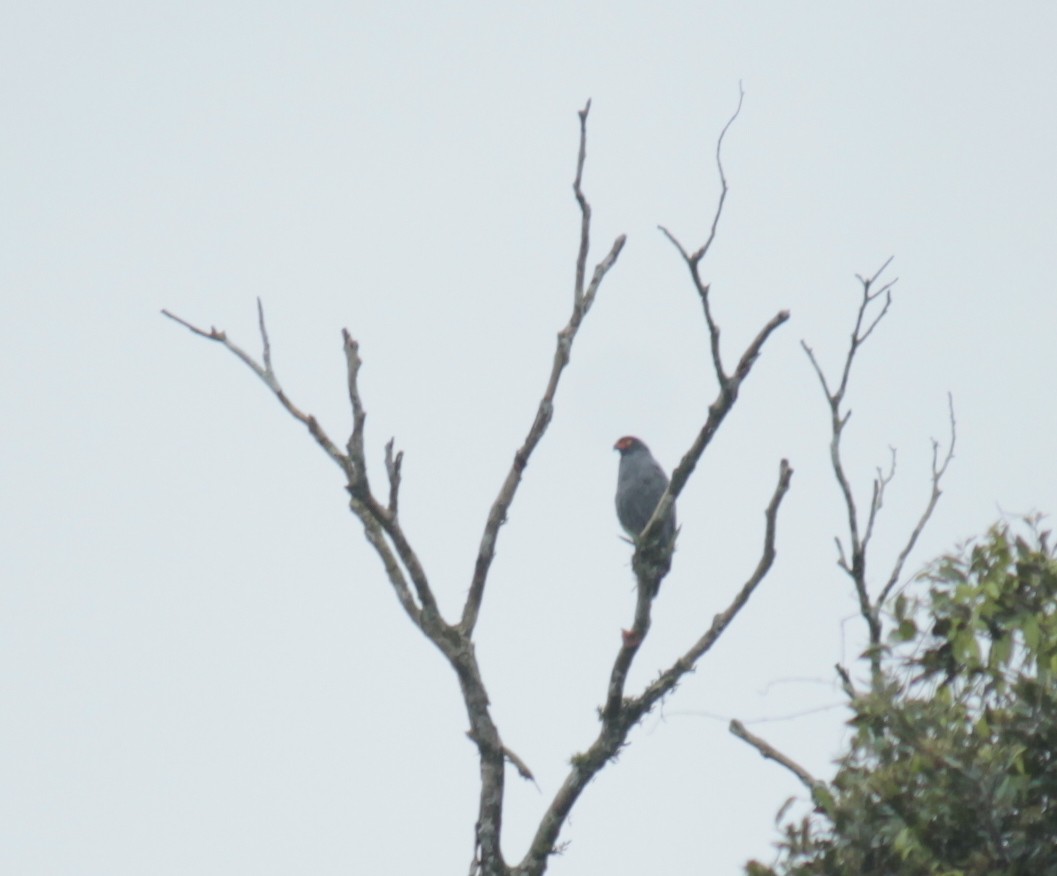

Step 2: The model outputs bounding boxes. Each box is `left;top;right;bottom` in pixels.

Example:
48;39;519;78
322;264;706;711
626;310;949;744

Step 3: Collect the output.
614;436;676;549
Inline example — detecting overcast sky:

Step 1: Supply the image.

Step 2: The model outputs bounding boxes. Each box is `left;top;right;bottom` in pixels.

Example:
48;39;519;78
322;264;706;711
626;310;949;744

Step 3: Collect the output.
3;3;1056;874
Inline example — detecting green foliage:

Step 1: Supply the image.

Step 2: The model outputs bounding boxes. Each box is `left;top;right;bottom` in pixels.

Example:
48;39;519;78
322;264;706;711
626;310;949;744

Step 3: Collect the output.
750;521;1057;876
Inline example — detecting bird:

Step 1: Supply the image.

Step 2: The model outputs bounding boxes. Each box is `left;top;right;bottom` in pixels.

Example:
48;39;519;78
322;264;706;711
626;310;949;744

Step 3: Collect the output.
614;436;676;550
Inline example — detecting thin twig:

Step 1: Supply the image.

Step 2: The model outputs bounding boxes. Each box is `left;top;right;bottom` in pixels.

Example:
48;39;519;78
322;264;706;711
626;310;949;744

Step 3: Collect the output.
837;257;896;401
669;701;846;724
876;393;957;608
161;307;347;471
861;447;897;556
384;437;403;517
465;729;537;786
729;719;819;792
835;663;856;699
163;306;443;632
657;83;746;387
572;99;591;309
256;298;273;376
694;81;745;264
504;746;537;785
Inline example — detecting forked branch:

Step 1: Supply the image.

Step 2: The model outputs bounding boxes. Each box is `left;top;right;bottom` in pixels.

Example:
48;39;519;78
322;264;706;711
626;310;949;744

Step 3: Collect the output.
514;90;793;874
634;460;793;712
166;93;795;876
802;260;956;685
162;301;348;472
163;303;506;868
515;460;793;876
601;306;789;718
461;99;626;638
160;305;441;624
591;83;788;800
658;82;745;386
877;393;956;608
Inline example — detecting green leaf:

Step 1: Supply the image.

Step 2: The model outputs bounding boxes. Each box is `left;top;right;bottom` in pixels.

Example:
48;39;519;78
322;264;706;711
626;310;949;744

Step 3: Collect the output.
894;618;917;642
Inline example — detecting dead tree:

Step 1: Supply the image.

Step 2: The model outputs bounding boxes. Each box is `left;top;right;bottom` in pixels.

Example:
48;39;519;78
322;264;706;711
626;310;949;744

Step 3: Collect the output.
728;259;957;799
164;92;792;876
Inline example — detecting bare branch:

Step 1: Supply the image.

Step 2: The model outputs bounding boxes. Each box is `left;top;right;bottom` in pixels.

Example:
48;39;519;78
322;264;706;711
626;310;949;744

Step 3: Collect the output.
656;83;746;387
572;99;591;309
384;437;404;517
836;257;896;402
803;260;956;689
855;287;893;351
256;297;273;376
633;460;793;713
348;494;423;629
877;393;957;607
835;663;856;699
729;719;819;793
161;307;347;472
161;308;216;338
516;460;793;876
452;105;635;872
323;328;443;622
659;225;726;384
608;304;788;637
162;306;447;633
595;307;789;746
461;104;626;638
861;447;897;556
800;261;900;677
590;90;786;715
800;341;833;399
465;729;536;786
167;94;795;876
525;109;781;861
602;569;658;723
516;96;788;871
603;305;789;713
834;536;850;574
663;310;790;509
374;506;441;620
580;232;625;317
657;223;691;261
342;330;369;490
731;308;791;383
695;81;745;264
505;746;536;785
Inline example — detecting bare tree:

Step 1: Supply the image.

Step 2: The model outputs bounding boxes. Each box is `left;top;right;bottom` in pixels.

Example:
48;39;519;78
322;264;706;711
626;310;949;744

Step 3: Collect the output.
801;263;956;687
164;93;793;876
728;258;957;801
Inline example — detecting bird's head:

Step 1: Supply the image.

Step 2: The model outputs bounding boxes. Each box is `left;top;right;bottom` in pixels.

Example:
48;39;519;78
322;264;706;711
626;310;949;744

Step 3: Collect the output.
614;435;647;456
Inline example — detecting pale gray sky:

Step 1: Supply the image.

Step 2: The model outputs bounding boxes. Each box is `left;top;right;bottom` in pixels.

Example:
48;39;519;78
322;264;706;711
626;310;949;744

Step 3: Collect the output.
3;3;1056;874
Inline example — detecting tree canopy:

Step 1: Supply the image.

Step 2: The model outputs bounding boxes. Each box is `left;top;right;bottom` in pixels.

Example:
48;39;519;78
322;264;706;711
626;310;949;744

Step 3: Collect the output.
751;520;1057;876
